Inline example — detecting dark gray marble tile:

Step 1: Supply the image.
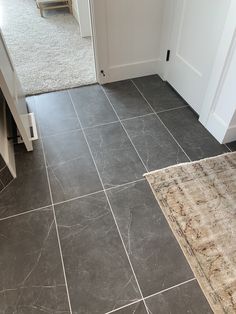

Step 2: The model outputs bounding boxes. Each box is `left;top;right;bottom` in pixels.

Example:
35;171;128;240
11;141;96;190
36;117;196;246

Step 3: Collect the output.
46;130;102;203
43;129;89;167
0;166;14;187
0;167;51;218
227;141;236;151
146;280;213;314
0;207;70;314
103;80;152;119
0;141;51;219
133;75;187;112
35;91;80;137
69;84;118;128
15;141;45;175
55;192;141;313
85;122;146;189
123;114;188;171
0;154;5;171
0;178;4;192
107;180;193;297
158;107;229;161
113;301;147;314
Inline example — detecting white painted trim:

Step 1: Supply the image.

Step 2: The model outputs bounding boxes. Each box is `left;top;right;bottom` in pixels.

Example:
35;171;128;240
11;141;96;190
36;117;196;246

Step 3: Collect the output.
89;0;108;84
205;113;229;144
199;0;236;125
105;59;161;83
206;112;236;144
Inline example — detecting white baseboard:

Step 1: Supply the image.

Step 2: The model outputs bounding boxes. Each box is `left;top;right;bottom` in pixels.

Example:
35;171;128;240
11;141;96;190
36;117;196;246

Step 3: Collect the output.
224;124;236;143
105;59;162;83
203;112;236;144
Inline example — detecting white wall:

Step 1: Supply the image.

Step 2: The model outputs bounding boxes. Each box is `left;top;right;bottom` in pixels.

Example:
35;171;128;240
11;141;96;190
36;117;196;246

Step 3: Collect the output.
91;0;164;83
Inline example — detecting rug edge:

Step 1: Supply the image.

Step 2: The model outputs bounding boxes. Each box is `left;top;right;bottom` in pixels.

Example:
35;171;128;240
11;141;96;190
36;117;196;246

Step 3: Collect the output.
143;151;236;177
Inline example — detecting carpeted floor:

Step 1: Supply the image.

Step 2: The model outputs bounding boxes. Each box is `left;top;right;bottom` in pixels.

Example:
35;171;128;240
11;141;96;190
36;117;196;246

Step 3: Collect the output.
145;152;236;314
0;0;96;95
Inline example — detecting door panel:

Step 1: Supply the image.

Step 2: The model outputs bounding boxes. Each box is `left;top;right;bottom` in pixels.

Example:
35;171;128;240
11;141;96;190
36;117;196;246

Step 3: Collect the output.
167;0;231;114
90;0;164;83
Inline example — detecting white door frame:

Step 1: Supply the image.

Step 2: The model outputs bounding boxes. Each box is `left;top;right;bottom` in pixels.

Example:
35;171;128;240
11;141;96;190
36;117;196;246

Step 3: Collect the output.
199;0;236;125
160;0;236;135
89;0;108;84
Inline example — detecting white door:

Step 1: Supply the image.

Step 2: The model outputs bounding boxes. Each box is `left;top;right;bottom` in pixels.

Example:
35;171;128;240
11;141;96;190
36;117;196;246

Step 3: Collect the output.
0;30;35;154
166;0;231;114
90;0;164;84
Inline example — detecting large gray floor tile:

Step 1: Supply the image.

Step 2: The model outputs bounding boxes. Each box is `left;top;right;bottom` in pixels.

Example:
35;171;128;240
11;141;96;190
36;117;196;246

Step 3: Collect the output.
85;122;146;188
123;114;188;171
103;80;152;119
0;207;70;314
112;302;147;314
69;84;118;128
158;107;229;160
107;180;193;297
0;141;51;219
43;130;88;167
15;141;45;175
0;166;14;187
44;130;102;203
55;192;141;314
133;75;187;112
146;280;213;314
35;91;80;137
0;154;5;171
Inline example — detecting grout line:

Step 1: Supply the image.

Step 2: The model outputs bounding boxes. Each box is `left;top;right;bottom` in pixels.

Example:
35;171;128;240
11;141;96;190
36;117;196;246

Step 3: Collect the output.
0;175;15;195
68;90;150;314
81;112;156;132
104;298;143;314
40;139;73;313
0;178;146;222
120;112;155;122
155;104;189;114
0;165;7;173
40;127;82;140
54;189;104;207
144;277;196;301
82;120;119;130
155;115;191;161
225;144;232;152
54;178;145;207
104;277;196;314
105;178;145;192
131;80;191;162
101;86;149;173
0;205;52;222
0;177;5;188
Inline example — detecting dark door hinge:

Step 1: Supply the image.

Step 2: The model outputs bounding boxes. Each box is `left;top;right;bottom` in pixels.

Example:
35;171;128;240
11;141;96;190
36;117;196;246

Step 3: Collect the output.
166;50;170;62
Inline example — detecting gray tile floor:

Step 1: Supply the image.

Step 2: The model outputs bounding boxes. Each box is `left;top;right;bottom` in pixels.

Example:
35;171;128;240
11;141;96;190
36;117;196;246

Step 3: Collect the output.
0;75;235;314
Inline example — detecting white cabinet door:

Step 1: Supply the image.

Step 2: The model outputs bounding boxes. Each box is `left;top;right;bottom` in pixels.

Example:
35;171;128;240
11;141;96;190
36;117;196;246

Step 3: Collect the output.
166;0;231;114
0;30;33;152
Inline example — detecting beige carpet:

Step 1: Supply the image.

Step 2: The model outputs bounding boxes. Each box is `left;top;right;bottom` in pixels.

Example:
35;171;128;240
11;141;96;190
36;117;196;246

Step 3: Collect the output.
0;0;96;95
145;153;236;314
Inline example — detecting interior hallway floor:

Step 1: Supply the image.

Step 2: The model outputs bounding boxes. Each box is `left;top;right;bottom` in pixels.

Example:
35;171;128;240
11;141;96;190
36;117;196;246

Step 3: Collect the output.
0;75;235;314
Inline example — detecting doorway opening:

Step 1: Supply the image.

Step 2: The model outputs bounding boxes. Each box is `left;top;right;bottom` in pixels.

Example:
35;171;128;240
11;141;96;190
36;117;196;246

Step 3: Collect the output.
0;0;96;95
